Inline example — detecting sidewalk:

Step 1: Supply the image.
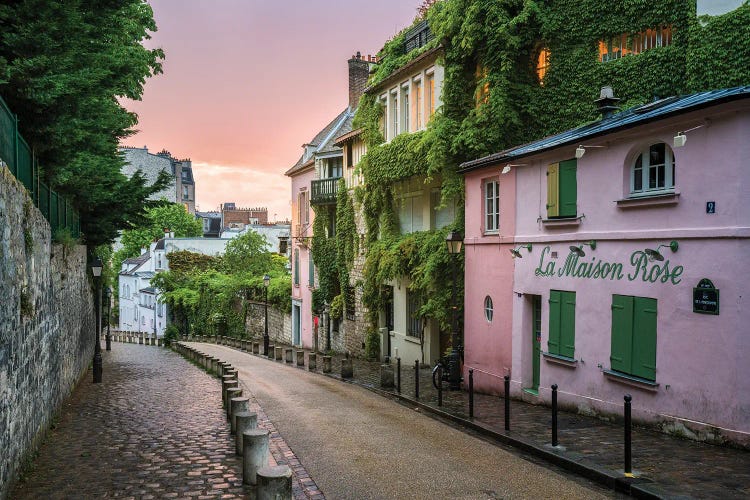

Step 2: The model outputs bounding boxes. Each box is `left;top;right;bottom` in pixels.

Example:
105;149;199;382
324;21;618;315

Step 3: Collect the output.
203;336;749;499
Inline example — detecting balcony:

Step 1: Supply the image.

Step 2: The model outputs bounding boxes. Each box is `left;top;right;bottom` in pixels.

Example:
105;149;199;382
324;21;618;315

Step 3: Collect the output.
311;177;341;205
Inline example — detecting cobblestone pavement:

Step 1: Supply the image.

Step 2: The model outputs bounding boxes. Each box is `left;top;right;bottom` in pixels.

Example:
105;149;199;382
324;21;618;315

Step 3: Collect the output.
10;343;313;499
201;336;749;499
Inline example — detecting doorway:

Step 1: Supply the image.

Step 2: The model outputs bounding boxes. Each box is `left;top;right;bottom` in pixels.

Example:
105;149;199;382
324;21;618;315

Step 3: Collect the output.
529;295;542;394
292;303;301;346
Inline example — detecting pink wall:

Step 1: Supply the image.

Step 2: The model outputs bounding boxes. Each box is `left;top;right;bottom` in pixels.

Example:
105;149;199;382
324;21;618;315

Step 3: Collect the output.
463;168;516;394
290;168;316;349
506;102;750;441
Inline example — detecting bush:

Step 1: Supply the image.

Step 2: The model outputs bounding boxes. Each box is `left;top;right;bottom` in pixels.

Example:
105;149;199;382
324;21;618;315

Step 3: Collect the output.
164;324;180;346
365;328;380;361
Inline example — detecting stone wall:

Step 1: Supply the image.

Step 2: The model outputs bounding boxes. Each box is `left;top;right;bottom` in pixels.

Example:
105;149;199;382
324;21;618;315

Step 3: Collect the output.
342;199;370;357
245;302;291;345
0;169;95;499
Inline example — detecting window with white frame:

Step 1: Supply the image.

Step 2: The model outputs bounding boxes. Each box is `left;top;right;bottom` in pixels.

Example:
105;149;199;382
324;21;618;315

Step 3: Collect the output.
484;179;500;233
401;85;410;133
414;79;423;130
630;143;675;196
407;291;422;338
399;194;424;234
298;190;309;225
390;91;399;140
426;72;435;119
430;189;456;230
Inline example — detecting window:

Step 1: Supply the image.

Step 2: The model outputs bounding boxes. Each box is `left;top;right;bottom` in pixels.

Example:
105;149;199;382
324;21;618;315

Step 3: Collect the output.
631;143;675;196
401;86;410;133
293;249;300;285
476;65;490;105
536;47;550;83
399;194;424;234
546;159;577;218
484;296;493;322
379;96;387;139
308;253;315;287
484;179;500;232
610;295;657;381
279;238;288;255
548;290;576;359
182;185;189;200
599;26;673;62
414;80;423;130
426;73;435;119
346;143;352;169
407;291;422;338
431;189;456;230
390;92;399;139
298;191;309;225
327;157;343;178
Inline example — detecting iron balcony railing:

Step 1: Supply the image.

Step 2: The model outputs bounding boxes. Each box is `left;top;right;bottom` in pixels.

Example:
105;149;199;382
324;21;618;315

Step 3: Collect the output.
311;177;341;205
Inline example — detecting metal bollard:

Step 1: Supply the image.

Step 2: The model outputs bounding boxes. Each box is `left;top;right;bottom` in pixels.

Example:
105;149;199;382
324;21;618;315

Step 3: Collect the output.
437;366;443;406
551;384;558;447
624;394;632;474
504;375;510;431
414;360;420;399
396;358;401;394
469;369;474;419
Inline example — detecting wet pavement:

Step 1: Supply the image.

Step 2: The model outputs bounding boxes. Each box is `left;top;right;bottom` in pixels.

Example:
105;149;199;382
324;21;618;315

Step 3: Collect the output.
201;336;750;499
10;343;313;499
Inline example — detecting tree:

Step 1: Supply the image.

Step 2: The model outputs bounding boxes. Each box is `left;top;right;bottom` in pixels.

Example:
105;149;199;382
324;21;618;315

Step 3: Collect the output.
0;0;166;246
222;231;272;275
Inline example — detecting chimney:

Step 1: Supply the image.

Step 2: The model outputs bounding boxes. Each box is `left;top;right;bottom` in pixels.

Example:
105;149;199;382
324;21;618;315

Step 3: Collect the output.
348;51;370;111
594;86;621;119
140;247;147;255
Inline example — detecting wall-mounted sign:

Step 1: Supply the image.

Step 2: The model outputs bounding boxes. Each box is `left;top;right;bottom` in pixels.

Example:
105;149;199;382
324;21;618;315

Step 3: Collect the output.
534;246;684;285
706;201;716;214
693;278;719;315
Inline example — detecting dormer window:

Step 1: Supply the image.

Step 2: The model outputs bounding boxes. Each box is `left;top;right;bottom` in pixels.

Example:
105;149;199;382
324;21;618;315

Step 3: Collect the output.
630;143;675;196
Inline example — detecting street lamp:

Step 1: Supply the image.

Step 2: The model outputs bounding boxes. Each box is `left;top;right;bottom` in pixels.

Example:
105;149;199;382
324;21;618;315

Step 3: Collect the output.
263;274;271;357
445;231;464;390
103;286;112;351
91;257;103;383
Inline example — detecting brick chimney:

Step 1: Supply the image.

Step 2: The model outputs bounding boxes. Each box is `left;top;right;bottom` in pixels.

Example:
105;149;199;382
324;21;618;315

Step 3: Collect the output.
348;51;370;111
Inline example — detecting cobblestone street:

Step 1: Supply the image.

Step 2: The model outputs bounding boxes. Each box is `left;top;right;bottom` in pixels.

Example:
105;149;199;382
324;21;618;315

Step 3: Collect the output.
10;343;310;499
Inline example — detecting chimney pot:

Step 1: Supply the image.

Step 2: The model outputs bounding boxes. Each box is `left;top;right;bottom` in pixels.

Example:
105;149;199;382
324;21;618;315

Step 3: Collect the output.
594;86;621;119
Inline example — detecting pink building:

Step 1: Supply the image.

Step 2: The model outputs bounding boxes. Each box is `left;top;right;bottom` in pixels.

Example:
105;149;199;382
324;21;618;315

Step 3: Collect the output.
461;87;750;445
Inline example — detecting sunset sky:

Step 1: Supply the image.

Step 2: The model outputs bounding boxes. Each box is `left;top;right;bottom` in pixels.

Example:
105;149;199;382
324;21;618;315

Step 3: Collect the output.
122;0;422;220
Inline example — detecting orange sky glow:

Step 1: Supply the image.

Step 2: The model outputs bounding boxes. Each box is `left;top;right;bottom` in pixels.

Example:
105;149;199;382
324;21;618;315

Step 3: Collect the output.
122;0;421;221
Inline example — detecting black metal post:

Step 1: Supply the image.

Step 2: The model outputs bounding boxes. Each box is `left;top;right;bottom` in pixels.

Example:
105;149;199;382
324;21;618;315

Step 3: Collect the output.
105;289;111;351
551;384;558;447
468;369;474;419
396;357;401;393
624;394;632;474
414;360;419;399
92;277;102;383
263;285;269;356
448;253;461;390
504;375;510;431
437;366;443;406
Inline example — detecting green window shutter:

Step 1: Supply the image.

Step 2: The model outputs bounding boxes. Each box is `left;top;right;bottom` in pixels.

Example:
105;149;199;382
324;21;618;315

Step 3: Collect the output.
308;254;315;287
560;291;576;358
633;297;657;381
546;163;559;218
558;159;577;217
294;249;300;285
610;295;633;373
548;290;561;355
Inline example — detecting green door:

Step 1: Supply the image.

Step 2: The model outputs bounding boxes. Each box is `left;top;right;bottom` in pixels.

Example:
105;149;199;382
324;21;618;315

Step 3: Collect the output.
531;295;541;392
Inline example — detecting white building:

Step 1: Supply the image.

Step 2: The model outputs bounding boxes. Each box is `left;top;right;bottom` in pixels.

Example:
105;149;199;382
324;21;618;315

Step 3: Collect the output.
219;224;291;256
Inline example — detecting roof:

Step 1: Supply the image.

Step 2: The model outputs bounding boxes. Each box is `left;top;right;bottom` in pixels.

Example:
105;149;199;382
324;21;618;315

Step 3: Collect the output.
139;286;156;294
120;251;150;275
154;238;165;250
365;45;442;94
134;271;155;279
285;108;352;176
320;115;353;153
334;127;363;146
460;86;750;173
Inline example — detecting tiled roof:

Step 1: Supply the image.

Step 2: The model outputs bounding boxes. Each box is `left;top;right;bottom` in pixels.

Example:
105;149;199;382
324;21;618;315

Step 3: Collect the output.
285;108;352;176
139;286;156;294
120;252;150;275
460;86;750;172
334;127;363;146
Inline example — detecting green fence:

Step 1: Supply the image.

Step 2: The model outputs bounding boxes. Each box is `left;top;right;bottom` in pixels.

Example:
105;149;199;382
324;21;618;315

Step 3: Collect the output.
0;95;80;238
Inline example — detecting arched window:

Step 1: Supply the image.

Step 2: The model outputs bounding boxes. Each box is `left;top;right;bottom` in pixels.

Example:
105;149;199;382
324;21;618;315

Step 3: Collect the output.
484;295;494;322
631;143;675;196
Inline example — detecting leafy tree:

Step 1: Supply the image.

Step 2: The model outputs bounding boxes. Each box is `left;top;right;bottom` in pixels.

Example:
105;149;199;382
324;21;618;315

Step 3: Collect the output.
222;231;272;275
0;0;166;246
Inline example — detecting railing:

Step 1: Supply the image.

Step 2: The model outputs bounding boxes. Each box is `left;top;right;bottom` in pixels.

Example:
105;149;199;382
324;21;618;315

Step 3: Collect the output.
310;177;340;205
0;95;80;237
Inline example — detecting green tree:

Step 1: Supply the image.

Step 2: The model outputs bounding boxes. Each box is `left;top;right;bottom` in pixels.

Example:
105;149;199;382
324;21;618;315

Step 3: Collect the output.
222;231;272;275
0;0;166;246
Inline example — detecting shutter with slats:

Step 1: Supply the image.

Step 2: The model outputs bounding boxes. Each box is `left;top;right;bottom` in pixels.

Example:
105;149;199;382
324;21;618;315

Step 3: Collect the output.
548;291;561;354
546;163;559;217
558;159;577;217
610;295;633;373
633;297;657;380
560;291;576;358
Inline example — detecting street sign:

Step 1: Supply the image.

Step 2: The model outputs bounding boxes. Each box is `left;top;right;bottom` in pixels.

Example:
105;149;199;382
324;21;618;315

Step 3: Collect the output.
693;278;719;315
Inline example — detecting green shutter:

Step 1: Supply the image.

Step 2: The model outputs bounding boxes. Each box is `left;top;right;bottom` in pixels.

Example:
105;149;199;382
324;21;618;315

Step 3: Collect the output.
294;249;299;285
560;291;576;358
558;159;577;217
633;297;657;380
546;163;559;218
308;253;315;287
548;291;561;355
610;295;633;373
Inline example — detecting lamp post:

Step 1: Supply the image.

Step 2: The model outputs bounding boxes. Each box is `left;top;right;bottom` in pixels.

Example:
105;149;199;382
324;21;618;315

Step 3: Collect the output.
104;286;112;351
263;274;270;356
445;231;464;390
91;257;103;383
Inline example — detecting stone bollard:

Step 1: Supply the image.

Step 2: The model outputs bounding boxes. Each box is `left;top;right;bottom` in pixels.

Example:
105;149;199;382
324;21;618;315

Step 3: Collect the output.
257;465;292;500
139;336;143;345
253;342;260;354
285;348;293;363
242;429;270;485
243;340;250;351
380;364;395;388
235;411;258;456
341;357;353;379
226;388;242;419
230;397;250;434
296;350;304;367
222;379;238;406
267;344;275;357
274;346;283;361
323;356;332;373
225;369;238;380
308;353;317;371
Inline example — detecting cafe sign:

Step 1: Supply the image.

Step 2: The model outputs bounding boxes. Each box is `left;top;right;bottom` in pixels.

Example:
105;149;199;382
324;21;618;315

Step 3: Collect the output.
693;278;719;315
534;246;684;285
